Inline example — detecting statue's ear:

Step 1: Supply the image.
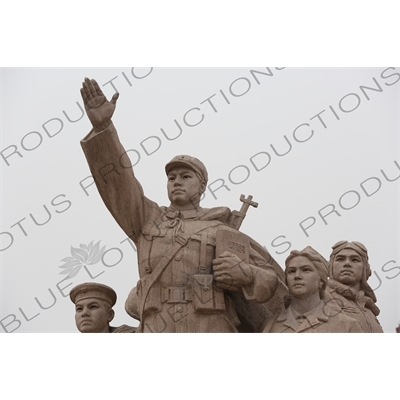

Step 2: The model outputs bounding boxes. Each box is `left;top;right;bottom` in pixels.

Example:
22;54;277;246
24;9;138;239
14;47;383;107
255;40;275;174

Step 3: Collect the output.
200;181;206;194
108;309;115;323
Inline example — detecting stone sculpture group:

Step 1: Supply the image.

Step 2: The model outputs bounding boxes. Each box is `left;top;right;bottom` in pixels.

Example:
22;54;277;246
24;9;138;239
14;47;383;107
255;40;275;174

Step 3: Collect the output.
69;78;383;333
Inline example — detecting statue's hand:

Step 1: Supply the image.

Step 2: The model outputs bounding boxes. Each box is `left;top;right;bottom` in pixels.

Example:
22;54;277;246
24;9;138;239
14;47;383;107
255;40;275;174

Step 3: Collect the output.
213;251;254;291
80;77;119;132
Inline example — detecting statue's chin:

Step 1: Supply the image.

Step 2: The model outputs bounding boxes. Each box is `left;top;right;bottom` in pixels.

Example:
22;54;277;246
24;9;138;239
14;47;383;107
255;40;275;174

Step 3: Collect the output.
338;276;357;287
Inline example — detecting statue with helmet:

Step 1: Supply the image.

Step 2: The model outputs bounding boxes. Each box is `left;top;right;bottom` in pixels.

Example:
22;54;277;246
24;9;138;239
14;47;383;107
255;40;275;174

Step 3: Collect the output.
79;78;287;333
325;240;383;332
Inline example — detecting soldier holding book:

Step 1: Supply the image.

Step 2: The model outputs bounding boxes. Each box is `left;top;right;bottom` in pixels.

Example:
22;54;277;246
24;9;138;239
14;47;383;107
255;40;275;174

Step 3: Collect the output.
79;78;282;332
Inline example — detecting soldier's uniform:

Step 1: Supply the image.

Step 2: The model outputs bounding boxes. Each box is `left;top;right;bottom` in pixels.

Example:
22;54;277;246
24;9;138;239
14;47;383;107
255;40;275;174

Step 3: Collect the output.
110;324;137;333
326;241;383;333
261;299;363;333
325;280;383;333
81;123;279;333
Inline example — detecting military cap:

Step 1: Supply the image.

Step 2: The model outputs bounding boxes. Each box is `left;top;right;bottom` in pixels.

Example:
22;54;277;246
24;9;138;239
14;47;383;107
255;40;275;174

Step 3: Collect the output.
70;282;117;307
165;155;208;184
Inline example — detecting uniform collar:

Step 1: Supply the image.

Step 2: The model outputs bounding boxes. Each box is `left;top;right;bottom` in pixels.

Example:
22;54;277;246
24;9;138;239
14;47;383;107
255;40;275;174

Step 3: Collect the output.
164;206;231;223
277;301;328;332
327;279;380;316
164;208;199;220
327;279;364;301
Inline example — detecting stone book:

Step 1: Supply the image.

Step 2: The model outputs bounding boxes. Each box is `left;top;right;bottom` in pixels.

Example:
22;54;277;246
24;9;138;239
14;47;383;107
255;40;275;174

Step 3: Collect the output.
215;227;250;263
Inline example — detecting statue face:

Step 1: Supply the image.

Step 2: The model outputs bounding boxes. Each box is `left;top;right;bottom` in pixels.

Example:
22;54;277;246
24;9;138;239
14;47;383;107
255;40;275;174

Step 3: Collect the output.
75;299;113;333
332;249;364;287
167;167;205;209
286;256;322;299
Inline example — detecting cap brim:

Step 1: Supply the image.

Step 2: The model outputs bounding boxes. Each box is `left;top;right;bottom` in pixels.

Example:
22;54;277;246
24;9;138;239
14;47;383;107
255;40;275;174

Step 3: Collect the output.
165;161;197;175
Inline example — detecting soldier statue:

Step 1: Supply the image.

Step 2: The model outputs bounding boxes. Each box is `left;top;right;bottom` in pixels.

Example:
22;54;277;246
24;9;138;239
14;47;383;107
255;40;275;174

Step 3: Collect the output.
70;282;136;333
325;240;383;333
79;78;284;333
262;247;363;333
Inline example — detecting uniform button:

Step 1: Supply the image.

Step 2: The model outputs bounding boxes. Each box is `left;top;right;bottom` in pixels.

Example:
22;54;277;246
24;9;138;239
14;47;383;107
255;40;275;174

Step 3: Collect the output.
144;266;151;273
175;254;181;261
175;280;181;285
177;305;183;313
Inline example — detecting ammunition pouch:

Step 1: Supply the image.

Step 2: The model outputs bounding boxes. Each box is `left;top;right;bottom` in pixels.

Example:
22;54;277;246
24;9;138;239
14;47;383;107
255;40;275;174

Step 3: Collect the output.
193;274;226;313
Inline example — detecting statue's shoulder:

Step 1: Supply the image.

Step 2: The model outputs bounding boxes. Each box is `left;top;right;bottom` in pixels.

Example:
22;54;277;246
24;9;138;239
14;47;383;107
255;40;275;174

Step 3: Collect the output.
110;324;137;333
198;206;231;223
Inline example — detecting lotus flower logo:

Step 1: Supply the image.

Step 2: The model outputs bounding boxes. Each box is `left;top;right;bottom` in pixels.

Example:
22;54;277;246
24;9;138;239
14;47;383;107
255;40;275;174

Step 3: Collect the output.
58;240;106;279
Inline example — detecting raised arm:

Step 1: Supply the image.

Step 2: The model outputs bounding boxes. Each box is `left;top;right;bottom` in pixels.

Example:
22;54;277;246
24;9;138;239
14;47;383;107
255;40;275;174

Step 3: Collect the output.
79;78;159;244
81;78;119;133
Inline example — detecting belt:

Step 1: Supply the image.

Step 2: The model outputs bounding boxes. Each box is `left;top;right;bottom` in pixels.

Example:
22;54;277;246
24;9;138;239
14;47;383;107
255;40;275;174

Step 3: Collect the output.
162;287;193;303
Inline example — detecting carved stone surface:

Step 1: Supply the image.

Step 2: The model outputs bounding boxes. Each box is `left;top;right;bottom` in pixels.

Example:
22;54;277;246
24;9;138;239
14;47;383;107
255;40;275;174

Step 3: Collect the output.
79;78;285;333
325;241;383;332
262;246;363;333
77;78;387;333
70;282;136;333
